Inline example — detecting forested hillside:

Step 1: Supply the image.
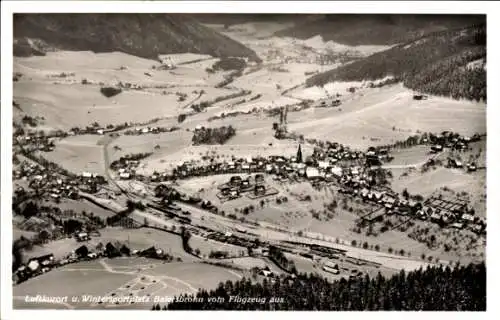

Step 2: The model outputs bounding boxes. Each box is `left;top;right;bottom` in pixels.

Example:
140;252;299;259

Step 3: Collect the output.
306;24;486;101
276;14;485;46
13;14;261;62
161;262;486;311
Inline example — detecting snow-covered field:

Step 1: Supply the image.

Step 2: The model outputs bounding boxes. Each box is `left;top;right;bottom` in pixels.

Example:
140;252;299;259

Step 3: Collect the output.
41;134;105;175
287;84;486;149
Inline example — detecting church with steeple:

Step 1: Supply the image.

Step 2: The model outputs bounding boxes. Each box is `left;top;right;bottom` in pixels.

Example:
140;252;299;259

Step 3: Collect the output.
296;144;303;163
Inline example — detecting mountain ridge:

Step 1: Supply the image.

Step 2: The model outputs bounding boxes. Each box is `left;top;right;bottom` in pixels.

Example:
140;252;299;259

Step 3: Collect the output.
305;23;486;101
275;14;485;46
13;14;261;62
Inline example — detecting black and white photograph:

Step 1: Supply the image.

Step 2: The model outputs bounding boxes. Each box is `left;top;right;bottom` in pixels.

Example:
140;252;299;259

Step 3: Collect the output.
0;1;497;317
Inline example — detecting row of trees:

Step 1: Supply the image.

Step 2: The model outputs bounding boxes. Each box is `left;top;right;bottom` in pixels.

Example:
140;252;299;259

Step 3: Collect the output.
164;262;485;310
212;57;247;71
21;115;39;127
109;152;153;170
192;126;236;145
100;86;122;98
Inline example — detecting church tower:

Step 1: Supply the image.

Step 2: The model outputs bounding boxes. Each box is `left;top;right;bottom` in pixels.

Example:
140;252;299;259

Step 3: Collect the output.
296;144;303;163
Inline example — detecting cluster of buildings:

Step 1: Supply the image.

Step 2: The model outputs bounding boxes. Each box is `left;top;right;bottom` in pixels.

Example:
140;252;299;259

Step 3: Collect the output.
338;173;486;234
422;197;486;233
14;254;57;284
13;236;178;285
14;239;101;284
13;131;65;153
429;131;481;153
14;161;80;200
218;174;275;200
17;162;106;199
158;147;388;194
151;141;484;236
446;158;478;172
206;231;258;250
111;154;152;180
114;160;141;180
123;126;179;136
161;144;370;184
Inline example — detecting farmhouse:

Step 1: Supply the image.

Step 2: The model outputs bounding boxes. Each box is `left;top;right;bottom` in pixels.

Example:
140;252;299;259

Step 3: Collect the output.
322;261;340;274
431;145;443;153
451;222;464;229
27;260;40;273
241;178;251;188
255;174;265;184
29;254;55;267
461;213;475;224
383;195;397;209
467;163;477;172
260;270;273;277
306;167;321;180
229;189;240;199
81;171;94;178
413;94;428;100
119;172;132;180
317;161;329;170
221;187;231;196
448;158;463;168
329;166;343;178
76;231;90;242
229;175;243;187
254;185;266;196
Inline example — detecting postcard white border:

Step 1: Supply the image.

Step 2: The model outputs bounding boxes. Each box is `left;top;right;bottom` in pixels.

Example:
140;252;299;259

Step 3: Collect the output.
1;1;498;320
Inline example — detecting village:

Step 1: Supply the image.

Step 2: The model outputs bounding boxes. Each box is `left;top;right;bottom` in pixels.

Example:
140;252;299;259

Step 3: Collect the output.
11;68;487;288
12;114;486;247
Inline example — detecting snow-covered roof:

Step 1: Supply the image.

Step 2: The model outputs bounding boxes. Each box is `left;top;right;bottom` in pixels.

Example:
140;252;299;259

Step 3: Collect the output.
306;167;320;178
28;260;39;271
318;161;329;169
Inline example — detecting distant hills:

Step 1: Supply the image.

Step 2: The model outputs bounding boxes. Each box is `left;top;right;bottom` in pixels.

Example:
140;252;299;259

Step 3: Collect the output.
13;14;261;62
306;23;486;101
275;14;485;46
189;14;311;26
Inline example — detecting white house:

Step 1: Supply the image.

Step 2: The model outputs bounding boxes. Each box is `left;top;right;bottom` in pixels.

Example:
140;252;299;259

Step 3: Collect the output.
360;188;370;198
77;232;89;241
461;213;475;223
330;166;343;177
296;163;306;170
318;161;329;169
265;164;273;173
119;172;131;180
306;167;321;179
260;270;273;277
82;172;93;178
28;260;40;272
